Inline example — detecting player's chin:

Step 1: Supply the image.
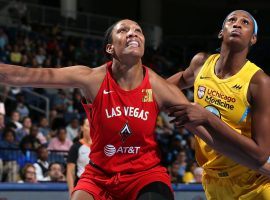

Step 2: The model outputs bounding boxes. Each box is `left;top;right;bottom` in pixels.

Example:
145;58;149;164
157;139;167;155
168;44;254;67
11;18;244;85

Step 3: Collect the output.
124;50;144;58
227;38;247;50
227;37;245;45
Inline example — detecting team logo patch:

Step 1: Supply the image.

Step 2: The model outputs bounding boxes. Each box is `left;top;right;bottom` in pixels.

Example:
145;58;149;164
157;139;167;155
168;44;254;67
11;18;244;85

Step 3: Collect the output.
197;86;206;99
205;105;221;118
120;123;132;143
142;89;153;102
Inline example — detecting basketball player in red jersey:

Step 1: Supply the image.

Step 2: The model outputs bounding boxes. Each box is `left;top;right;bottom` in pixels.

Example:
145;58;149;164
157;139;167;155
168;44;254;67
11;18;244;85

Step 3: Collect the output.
0;19;190;199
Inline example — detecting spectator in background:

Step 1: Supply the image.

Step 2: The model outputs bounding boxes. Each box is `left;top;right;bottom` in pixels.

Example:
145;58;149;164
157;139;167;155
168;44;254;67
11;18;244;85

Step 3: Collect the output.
52;89;69;113
33;145;49;181
23;36;32;54
19;125;41;152
0;28;8;50
0;113;5;134
74;39;88;64
0;129;16;149
15;93;30;119
16;116;32;142
182;166;203;184
31;57;41;68
17;117;47;146
18;163;37;183
38;116;52;140
35;47;46;66
8;110;22;130
64;44;75;63
155;111;174;140
72;89;85;117
193;167;203;183
43;56;52;68
44;162;66;182
176;126;195;160
48;127;73;152
182;171;194;184
182;161;198;184
49;109;66;132
20;53;31;67
52;50;65;67
175;150;188;178
0;128;19;182
0;44;11;63
46;37;58;55
0;85;8;114
48;109;58;130
66;118;80;141
66;118;91;195
0;101;7;181
155;112;174;158
10;45;22;64
35;126;48;146
169;161;183;184
165;134;184;165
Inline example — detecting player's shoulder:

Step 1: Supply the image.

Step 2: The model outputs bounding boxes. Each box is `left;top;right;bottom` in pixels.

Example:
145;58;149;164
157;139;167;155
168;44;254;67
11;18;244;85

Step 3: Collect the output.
251;69;270;87
72;63;107;79
91;63;107;75
180;52;211;82
147;67;180;94
190;52;211;69
249;69;270;103
147;67;169;85
146;67;187;108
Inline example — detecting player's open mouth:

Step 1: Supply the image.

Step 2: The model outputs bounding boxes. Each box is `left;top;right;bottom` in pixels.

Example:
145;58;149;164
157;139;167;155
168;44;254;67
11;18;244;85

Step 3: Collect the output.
127;40;139;47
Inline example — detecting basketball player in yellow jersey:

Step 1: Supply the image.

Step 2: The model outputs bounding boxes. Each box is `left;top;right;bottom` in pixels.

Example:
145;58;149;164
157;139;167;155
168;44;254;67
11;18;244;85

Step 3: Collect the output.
168;10;270;199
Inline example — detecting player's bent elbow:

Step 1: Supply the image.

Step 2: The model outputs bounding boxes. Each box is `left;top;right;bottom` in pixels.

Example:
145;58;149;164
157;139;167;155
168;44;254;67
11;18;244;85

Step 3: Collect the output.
255;153;269;168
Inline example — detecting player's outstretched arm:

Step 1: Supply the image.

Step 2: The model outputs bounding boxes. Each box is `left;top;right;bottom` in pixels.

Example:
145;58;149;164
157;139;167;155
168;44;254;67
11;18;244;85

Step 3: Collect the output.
0;64;93;88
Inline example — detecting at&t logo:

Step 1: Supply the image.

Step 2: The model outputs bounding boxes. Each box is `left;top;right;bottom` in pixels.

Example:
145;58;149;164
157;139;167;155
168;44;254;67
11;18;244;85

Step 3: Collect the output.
104;144;141;157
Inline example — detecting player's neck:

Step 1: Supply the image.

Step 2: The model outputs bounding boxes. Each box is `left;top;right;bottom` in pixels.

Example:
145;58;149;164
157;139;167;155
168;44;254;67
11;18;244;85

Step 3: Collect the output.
216;48;248;78
111;61;144;91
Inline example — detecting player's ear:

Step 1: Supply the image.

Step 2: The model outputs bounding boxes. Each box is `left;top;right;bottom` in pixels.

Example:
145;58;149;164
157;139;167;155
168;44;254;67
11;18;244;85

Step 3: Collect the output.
106;44;114;55
218;30;223;39
250;34;257;46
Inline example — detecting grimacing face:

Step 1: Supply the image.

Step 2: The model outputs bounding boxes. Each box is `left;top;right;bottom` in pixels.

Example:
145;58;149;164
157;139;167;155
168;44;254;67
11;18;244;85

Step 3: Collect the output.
106;19;145;60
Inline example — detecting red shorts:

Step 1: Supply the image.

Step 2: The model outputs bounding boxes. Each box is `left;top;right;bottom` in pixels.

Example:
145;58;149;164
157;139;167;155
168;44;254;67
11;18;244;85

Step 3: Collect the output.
73;164;172;200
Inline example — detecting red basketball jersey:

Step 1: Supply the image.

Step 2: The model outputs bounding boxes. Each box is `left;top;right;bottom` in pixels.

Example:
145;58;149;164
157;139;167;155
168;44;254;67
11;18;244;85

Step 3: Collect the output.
82;62;161;174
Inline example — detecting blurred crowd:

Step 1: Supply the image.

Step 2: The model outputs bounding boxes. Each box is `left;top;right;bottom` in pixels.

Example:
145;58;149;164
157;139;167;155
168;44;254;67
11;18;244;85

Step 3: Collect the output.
0;22;202;185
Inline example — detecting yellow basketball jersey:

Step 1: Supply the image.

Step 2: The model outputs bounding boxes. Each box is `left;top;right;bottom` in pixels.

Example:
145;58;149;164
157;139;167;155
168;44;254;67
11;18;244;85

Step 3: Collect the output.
194;54;261;175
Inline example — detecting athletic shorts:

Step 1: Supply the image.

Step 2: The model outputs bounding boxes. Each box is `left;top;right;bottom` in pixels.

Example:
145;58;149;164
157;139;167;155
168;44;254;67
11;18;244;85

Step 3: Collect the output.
73;163;173;200
202;168;270;200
